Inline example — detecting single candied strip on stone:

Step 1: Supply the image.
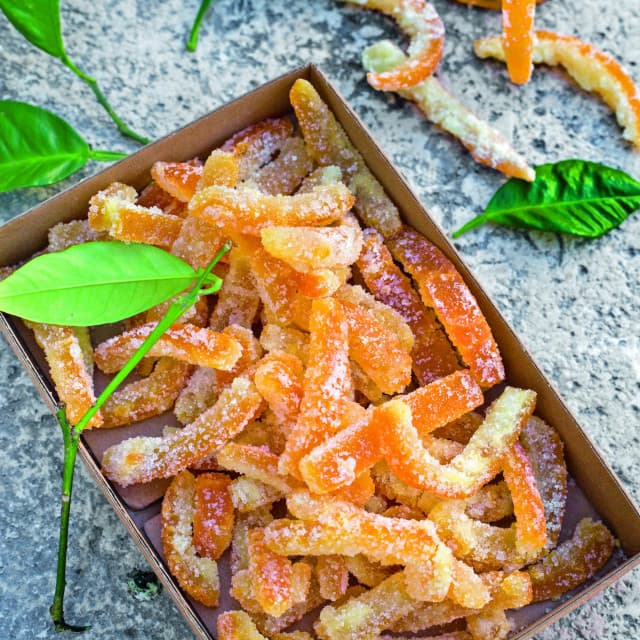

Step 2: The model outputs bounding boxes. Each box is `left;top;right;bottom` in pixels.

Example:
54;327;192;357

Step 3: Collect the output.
391;570;532;633
94;321;242;374
357;229;460;384
261;214;364;273
520;416;567;549
198;149;240;190
387;226;504;388
251;136;314;195
192;472;234;561
102;377;263;486
290;79;401;237
88;182;182;249
299;370;483;494
47;219;107;252
221;117;295;180
315;572;415;640
474;31;640;147
137;181;187;217
527;518;616;602
189;183;353;236
317;555;350;601
161;470;220;607
346;0;445;90
26;322;101;427
502;0;536;84
101;358;192;428
453;0;545;6
385;387;536;498
210;247;260;330
503;443;547;556
217;610;269;640
249;527;294;617
253;351;304;432
260;325;309;364
279;297;351;479
151;160;203;202
341;299;412;394
229;476;284;513
362;42;535;181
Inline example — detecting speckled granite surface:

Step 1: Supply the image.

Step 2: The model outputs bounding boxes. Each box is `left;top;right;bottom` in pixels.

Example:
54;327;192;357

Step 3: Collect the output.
0;1;639;638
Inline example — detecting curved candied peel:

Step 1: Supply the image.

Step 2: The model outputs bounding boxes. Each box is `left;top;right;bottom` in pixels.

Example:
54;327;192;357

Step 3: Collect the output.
475;31;640;147
362;41;535;181
346;0;445;90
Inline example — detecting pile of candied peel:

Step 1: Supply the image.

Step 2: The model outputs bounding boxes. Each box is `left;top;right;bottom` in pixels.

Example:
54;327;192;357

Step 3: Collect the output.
343;0;640;183
29;78;616;640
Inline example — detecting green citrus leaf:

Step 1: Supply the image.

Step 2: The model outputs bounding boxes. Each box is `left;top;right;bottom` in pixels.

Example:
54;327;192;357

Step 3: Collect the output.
453;160;640;239
0;242;199;326
0;101;93;191
0;0;65;58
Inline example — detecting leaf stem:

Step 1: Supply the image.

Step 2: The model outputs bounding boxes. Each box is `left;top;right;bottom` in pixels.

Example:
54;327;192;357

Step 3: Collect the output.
187;0;214;52
88;149;128;162
49;240;231;631
61;55;150;145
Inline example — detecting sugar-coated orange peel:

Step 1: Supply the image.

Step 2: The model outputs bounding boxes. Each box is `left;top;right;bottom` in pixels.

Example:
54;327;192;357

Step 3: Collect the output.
346;0;445;90
362;41;535;181
151;159;203;203
26;323;101;427
88;182;183;249
475;31;640;147
290;79;402;237
299;370;483;494
47;219;107;252
251;136;313;196
94;321;242;373
387;225;505;388
452;0;546;8
502;0;537;84
101;358;192;428
161;470;221;607
102;377;263;486
527;517;616;602
316;555;350;601
137;181;186;217
357;228;461;384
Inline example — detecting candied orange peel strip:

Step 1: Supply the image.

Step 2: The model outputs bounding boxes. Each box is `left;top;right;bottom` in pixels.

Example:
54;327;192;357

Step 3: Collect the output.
101;358;192;428
47;219;107;252
161;470;220;607
151;159;203;203
502;0;536;84
88;182;183;249
346;0;445;90
279;297;351;478
317;555;350;601
383;387;536;498
137;181;186;217
192;472;235;561
189;183;354;236
362;42;535;181
217;610;269;640
299;370;483;494
527;517;616;602
475;31;640;147
357;228;460;384
387;225;504;388
26;323;101;428
290;79;402;237
102;377;263;486
94;321;242;373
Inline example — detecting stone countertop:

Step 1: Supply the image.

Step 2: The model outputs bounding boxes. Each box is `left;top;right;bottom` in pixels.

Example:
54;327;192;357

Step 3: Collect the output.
0;0;639;638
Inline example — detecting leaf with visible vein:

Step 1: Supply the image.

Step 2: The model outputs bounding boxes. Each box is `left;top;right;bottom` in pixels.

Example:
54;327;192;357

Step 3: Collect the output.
0;242;203;325
0;0;65;58
453;160;640;239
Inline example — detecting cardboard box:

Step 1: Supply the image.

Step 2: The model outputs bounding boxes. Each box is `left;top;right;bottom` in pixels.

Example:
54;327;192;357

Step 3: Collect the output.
1;64;639;639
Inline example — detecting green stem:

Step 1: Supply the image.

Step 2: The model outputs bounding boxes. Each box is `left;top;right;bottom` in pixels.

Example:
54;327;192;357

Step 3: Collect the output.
187;0;214;52
88;149;128;162
49;240;231;631
61;55;150;145
49;409;89;633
